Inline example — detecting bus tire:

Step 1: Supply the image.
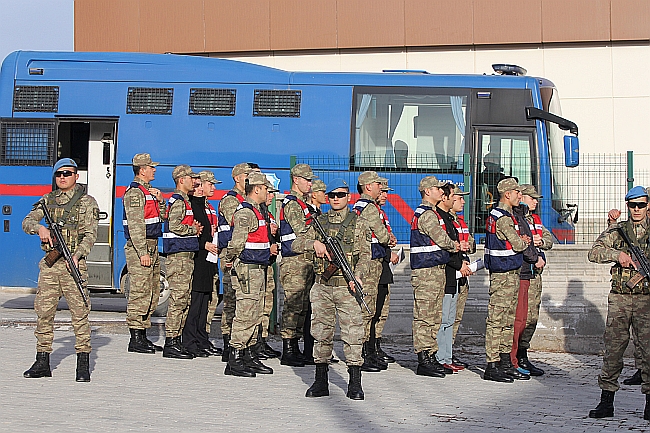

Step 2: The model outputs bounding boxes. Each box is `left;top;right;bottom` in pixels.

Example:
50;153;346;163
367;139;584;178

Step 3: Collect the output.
119;262;171;317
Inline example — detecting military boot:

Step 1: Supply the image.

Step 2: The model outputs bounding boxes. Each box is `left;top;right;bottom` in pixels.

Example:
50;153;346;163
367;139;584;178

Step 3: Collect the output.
143;329;163;352
376;338;396;363
128;329;155;354
23;352;52;378
302;332;315;365
644;394;649;421
252;327;268;360
305;363;329;398
346;366;364;400
499;353;530;380
281;338;305;367
242;347;273;374
483;362;514;383
623;369;642;386
517;348;544;376
221;334;231;363
75;352;91;382
262;338;281;358
588;390;615;418
416;351;446;378
162;337;194;359
360;342;381;372
224;348;256;378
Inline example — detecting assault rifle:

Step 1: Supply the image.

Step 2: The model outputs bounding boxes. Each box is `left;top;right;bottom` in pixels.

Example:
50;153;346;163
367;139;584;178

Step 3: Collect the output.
34;199;89;307
310;215;372;314
617;226;650;290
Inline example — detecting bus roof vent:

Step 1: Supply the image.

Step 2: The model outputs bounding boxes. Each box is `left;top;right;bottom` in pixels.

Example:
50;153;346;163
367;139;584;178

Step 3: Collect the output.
127;87;173;115
189;88;236;116
13;86;59;113
253;90;301;118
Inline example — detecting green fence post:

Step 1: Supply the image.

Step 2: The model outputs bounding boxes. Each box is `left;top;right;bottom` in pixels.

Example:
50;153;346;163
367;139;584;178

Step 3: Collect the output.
463;153;471;227
627;150;634;191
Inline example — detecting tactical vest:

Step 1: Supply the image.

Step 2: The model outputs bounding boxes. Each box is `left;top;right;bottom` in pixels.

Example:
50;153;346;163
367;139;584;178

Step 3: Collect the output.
42;186;85;253
527;213;547;263
484;207;523;273
353;198;387;260
610;220;650;295
410;205;450;269
237;202;271;265
206;201;218;227
217;190;244;250
162;193;199;254
122;182;162;240
314;210;358;276
279;194;312;257
453;215;470;243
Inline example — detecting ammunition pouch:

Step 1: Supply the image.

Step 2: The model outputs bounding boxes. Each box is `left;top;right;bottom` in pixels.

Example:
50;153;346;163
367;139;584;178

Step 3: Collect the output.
610;266;650;295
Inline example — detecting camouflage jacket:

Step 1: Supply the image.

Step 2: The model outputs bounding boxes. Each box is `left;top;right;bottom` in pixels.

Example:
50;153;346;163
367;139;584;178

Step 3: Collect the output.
494;202;529;252
416;201;457;251
356;193;390;247
167;189;198;236
123;176;166;257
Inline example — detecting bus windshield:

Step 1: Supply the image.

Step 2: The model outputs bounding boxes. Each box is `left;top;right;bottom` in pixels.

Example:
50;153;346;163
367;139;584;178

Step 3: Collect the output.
543;87;568;213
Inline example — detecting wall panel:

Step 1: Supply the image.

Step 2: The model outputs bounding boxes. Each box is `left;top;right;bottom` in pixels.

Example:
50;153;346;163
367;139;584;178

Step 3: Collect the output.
139;0;205;53
405;0;473;46
473;0;542;45
75;0;140;52
204;0;271;52
611;0;650;41
542;0;610;42
269;0;337;50
337;0;405;48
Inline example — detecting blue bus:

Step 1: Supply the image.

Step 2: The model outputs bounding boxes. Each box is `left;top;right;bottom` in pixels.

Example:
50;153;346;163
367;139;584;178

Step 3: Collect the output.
0;51;579;309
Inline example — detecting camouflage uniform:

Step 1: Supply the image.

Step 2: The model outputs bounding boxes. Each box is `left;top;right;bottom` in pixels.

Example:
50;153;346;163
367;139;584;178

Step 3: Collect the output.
588;219;650;395
164;189;199;338
123;176;166;330
292;207;371;366
23;184;99;353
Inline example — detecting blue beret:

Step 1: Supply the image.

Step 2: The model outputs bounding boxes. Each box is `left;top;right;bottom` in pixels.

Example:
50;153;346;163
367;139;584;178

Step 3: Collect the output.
325;178;349;194
52;158;78;176
625;185;648;201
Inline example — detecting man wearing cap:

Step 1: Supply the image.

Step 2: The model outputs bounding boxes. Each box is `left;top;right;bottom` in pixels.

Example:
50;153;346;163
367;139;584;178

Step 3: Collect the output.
222;172;277;377
511;184;553;376
161;165;203;359
354;171;395;371
23;158;100;382
279;163;315;367
409;176;459;378
483;178;531;382
310;180;328;215
587;185;650;420
217;162;251;361
122;153;166;355
292;178;371;400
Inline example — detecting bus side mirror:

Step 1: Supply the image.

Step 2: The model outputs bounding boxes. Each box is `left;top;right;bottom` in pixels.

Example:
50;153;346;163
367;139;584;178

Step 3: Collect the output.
564;135;579;167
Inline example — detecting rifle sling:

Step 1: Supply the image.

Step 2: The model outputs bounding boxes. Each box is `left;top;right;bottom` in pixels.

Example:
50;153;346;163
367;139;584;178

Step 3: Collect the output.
54;187;85;226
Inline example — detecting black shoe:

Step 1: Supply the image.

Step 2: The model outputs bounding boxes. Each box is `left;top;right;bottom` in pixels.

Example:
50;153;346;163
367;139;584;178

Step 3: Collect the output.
221;334;230;363
242;347;273;374
162;337;194;359
500;353;530;380
376;338;396;363
281;338;305;367
128;329;155;354
483;362;514;383
347;366;364;400
75;352;91;382
224;348;256;378
24;352;52;378
187;347;211;358
517;348;544;376
262;338;281;358
204;342;222;356
588;390;615;418
623;369;642;386
143;329;163;352
415;351;446;378
452;356;469;368
644;394;649;421
306;363;329;398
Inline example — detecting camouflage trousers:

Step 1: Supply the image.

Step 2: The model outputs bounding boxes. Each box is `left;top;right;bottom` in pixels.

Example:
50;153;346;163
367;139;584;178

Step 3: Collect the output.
279;255;313;339
205;272;220;334
362;259;382;341
260;264;277;338
452;282;469;342
34;257;91;353
373;283;390;339
230;263;266;350
485;270;520;363
125;240;159;329
598;293;650;394
518;276;542;350
310;280;363;366
411;265;446;354
164;252;195;338
220;259;237;336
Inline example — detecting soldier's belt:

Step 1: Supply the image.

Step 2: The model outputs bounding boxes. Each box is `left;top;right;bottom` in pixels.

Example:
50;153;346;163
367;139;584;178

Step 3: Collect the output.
170;251;195;259
316;275;347;287
241;263;267;270
490;268;520;275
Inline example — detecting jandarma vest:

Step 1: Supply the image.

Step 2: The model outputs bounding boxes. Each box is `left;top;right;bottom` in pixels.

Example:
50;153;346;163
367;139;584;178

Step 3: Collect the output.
528;213;546;262
410;205;450;269
237;202;271;265
162;193;199;254
279;194;312;257
217;190;245;250
484;207;523;273
42;186;86;253
205;201;218;227
123;182;162;240
453;215;470;243
314;211;358;276
353;198;387;260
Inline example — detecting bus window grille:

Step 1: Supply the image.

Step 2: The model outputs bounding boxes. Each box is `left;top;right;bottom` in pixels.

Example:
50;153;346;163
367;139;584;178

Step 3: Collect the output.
253;90;301;117
127;87;173;115
189;88;236;116
0;121;55;166
13;86;59;113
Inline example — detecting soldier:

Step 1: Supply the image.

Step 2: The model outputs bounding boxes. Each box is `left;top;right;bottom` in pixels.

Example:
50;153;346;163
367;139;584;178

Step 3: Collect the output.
23;158;99;382
222;172;277;377
122;153;166;355
216;163;251;362
279;163;315;367
483;178;531;382
587;186;650;420
292;178;370;400
353;171;395;371
310;179;328;214
409;176;459;378
161;165;202;359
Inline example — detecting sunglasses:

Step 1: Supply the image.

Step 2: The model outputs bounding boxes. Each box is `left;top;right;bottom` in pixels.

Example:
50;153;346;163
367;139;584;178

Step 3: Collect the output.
327;191;348;199
54;170;76;178
627;202;648;209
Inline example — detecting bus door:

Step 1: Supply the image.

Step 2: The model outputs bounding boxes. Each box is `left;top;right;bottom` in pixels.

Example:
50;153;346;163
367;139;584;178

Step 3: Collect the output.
56;119;117;289
472;127;536;237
